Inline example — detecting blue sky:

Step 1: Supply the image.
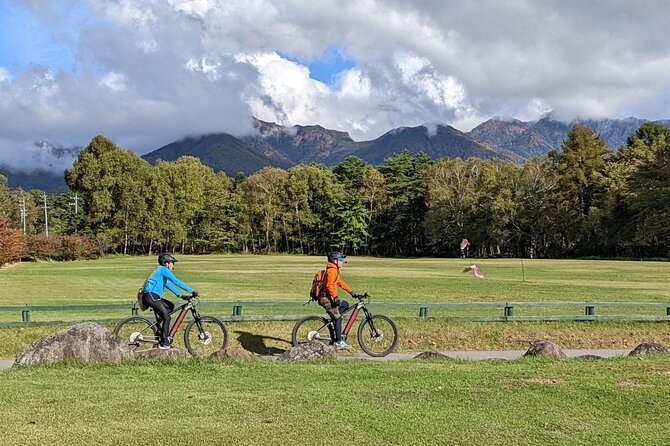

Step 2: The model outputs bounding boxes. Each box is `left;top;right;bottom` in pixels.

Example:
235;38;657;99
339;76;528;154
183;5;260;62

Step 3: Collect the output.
0;0;75;73
281;48;356;85
1;0;670;170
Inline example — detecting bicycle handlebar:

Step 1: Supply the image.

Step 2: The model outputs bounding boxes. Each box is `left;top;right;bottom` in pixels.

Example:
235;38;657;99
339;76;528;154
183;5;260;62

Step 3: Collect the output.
354;292;370;301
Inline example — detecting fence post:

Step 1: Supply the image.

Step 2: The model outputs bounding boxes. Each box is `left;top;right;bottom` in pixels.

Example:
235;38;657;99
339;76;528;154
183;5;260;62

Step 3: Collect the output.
419;306;428;318
22;305;31;322
131;302;139;316
504;303;514;320
232;304;243;317
585;304;595;318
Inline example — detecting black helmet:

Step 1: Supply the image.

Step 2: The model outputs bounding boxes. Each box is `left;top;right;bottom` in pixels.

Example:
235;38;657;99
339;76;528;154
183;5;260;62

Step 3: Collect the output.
327;251;346;263
158;253;178;266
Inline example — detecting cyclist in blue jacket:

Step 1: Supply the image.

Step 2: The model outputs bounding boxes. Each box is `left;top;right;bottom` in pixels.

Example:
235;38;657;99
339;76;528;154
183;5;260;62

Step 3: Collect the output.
141;253;198;349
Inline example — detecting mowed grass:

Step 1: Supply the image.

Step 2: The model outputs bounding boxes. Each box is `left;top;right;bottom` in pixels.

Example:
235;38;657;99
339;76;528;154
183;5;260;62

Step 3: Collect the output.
3;256;670;446
3;255;670;305
2;357;670;446
2;255;670;357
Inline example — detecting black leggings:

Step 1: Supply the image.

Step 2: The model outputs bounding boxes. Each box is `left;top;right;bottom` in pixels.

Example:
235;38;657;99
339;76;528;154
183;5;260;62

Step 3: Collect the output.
332;300;349;342
142;293;175;344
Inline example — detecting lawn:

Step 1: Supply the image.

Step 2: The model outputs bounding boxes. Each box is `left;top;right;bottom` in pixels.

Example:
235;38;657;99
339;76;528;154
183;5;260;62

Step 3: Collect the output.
2;255;670;358
1;357;670;446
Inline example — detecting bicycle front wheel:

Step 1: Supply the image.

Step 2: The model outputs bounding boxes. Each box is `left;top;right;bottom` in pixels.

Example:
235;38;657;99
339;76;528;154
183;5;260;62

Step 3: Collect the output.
113;316;158;353
357;314;398;357
291;315;332;346
184;316;229;357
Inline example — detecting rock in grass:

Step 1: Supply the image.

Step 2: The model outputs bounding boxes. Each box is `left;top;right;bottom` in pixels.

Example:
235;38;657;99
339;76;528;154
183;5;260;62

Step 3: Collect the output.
414;350;452;360
523;341;566;359
575;354;605;361
136;348;189;360
628;343;670;357
278;341;336;361
14;322;132;367
210;347;258;360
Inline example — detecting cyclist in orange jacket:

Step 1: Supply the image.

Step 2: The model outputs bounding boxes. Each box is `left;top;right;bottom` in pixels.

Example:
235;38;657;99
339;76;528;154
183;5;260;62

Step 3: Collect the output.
318;251;360;349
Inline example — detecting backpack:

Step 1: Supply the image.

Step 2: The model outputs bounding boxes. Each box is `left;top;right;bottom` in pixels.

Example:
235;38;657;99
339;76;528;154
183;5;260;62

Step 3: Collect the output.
309;269;326;301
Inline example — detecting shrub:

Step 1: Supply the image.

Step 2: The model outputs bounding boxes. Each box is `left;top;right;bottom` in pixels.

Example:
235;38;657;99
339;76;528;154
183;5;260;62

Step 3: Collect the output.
23;234;56;260
52;235;101;261
0;215;25;266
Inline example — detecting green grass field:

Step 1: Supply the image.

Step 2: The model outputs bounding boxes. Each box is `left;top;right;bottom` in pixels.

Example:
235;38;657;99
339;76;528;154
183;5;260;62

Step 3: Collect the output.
2;255;670;357
2;256;670;445
1;357;670;446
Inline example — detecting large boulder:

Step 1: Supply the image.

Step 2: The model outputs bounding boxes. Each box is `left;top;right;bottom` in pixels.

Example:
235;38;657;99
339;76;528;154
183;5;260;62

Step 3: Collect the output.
14;322;133;367
628;343;670;357
523;341;566;359
278;341;336;361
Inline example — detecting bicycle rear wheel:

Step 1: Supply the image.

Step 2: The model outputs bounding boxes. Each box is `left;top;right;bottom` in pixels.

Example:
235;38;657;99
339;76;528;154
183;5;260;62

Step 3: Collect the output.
357;314;398;357
113;316;158;352
184;316;228;357
291;315;332;346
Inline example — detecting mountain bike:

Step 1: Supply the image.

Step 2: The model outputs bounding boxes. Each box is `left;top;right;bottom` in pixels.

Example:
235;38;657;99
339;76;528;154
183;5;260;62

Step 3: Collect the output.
291;293;398;357
114;294;228;357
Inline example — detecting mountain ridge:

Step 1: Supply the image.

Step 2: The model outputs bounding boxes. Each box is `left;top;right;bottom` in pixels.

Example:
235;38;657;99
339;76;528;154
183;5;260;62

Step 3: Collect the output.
3;114;670;193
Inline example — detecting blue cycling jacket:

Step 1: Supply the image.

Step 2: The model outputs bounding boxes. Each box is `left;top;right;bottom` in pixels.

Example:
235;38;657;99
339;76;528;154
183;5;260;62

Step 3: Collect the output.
143;265;194;298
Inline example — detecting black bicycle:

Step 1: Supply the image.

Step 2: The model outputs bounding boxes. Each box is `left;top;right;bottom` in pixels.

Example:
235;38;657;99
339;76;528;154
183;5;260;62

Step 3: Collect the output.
291;293;398;357
114;294;228;357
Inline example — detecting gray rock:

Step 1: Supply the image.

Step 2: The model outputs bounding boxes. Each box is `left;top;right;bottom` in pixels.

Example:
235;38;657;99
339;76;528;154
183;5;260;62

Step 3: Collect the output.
135;348;189;360
628;343;670;357
523;341;566;359
14;322;132;367
278;341;336;361
210;347;258;360
414;351;452;360
575;354;605;361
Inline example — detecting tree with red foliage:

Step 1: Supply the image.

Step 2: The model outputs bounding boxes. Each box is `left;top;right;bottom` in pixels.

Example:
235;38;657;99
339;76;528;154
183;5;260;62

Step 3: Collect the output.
0;215;24;266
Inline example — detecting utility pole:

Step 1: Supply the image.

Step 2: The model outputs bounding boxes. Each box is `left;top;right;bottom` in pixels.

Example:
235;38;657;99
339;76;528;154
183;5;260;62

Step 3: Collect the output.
19;195;27;234
43;192;49;238
69;192;79;215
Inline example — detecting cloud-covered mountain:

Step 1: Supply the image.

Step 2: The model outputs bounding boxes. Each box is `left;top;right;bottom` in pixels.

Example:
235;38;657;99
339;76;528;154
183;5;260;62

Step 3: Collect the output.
468;115;670;158
4;114;670;193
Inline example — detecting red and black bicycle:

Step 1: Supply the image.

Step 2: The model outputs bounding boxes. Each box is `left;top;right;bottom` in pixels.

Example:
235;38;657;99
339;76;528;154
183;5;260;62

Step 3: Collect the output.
291;293;398;357
114;294;228;357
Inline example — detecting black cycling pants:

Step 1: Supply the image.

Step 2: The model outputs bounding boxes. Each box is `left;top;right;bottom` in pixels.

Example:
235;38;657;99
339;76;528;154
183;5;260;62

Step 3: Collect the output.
142;293;175;344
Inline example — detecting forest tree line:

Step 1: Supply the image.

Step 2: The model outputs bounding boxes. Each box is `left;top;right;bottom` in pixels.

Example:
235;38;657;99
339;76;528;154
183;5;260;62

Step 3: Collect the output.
2;122;670;265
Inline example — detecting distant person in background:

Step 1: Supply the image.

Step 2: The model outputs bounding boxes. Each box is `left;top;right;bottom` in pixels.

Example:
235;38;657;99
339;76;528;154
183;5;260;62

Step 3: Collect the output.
460;238;470;258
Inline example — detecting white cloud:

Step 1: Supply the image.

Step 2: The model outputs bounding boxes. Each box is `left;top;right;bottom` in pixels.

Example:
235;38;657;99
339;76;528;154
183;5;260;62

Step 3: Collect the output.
100;72;127;92
2;0;670;170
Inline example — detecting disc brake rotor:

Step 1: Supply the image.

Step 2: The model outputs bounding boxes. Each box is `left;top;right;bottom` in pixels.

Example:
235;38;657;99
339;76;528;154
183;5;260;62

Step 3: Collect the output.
199;331;212;345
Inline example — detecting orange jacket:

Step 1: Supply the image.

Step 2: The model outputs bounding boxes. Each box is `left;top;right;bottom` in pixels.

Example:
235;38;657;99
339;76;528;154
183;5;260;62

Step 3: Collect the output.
322;261;352;299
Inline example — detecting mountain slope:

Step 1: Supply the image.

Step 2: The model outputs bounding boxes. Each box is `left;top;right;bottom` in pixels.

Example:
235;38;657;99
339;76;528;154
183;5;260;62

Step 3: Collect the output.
0;164;67;193
351;124;524;165
142;133;290;176
241;119;358;164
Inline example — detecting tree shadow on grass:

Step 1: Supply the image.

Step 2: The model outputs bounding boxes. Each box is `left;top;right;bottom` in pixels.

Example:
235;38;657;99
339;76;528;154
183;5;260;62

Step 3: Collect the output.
235;331;291;355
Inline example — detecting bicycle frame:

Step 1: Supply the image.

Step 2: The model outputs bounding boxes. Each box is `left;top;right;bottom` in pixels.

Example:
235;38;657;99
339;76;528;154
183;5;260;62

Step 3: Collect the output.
323;297;375;342
151;299;198;341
